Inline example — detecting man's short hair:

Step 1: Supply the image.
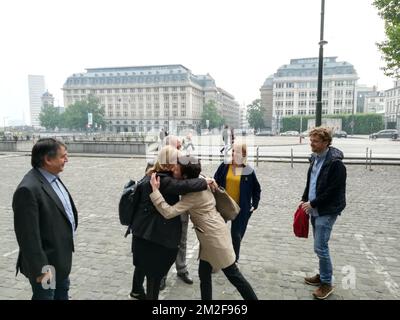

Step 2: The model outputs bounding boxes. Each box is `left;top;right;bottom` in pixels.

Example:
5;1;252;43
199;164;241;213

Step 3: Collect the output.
31;138;66;168
309;127;332;146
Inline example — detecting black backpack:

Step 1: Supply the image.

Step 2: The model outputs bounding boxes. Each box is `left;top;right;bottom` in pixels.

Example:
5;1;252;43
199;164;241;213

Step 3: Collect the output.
119;177;144;237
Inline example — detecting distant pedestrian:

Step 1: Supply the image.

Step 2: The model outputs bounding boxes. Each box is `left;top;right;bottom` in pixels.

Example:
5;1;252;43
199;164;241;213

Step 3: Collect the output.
182;131;195;153
220;125;230;154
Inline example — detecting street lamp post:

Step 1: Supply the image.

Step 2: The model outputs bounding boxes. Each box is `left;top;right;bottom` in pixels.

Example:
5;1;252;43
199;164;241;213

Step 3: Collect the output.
316;0;327;127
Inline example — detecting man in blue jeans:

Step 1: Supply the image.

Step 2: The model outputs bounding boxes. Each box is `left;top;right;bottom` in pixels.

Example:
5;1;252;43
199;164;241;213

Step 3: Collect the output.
300;127;346;300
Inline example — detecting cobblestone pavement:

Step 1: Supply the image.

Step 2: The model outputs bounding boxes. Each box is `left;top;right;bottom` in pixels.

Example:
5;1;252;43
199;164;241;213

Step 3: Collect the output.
0;154;399;300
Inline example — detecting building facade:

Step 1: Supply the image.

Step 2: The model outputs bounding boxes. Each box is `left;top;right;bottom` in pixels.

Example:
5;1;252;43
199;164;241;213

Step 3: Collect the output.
384;80;400;130
28;75;46;127
364;90;385;114
260;57;359;131
63;65;239;133
41;90;55;107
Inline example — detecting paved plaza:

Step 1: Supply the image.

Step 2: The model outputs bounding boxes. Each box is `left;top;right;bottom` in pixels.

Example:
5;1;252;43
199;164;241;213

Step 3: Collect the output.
1;153;400;300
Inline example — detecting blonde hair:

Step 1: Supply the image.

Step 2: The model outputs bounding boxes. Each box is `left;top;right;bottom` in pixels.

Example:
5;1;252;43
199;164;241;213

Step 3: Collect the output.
309;127;332;146
232;142;248;166
147;145;181;175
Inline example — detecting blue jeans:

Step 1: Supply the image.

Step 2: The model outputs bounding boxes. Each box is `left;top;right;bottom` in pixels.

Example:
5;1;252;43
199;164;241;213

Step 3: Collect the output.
29;277;70;300
311;214;338;285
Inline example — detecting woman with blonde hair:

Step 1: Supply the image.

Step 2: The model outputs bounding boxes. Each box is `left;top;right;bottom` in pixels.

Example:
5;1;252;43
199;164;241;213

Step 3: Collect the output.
129;146;213;300
214;142;261;262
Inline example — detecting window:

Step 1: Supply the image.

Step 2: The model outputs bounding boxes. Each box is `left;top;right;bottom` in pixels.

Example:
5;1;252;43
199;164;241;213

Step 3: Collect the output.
345;100;353;107
286;92;294;98
285;101;294;107
299;92;307;98
334;100;343;107
181;110;186;116
334;90;343;98
335;81;344;87
275;83;284;89
299;101;307;107
164;94;169;101
286;82;294;88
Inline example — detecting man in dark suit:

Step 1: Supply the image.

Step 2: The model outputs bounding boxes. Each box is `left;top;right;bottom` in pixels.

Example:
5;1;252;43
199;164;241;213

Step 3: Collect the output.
13;138;78;300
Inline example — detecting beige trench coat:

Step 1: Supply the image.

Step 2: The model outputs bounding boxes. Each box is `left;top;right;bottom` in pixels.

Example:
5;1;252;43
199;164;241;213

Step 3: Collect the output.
150;187;236;270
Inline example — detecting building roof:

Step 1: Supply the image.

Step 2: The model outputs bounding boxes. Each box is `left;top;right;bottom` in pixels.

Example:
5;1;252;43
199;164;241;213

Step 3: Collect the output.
274;57;357;78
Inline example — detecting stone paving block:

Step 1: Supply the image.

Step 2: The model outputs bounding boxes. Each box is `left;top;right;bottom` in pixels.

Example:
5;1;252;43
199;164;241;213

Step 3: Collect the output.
1;157;399;300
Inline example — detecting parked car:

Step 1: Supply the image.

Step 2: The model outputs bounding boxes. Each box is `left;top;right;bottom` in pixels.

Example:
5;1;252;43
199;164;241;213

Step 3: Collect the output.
300;130;310;138
256;130;274;136
280;131;299;136
370;129;398;139
333;130;347;138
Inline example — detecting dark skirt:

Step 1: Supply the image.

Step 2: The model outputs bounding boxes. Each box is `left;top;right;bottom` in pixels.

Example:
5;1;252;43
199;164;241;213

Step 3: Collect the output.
132;237;178;278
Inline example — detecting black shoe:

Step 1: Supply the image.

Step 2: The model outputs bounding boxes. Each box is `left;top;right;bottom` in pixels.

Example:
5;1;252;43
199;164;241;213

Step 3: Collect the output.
159;276;166;291
177;272;193;285
129;291;146;300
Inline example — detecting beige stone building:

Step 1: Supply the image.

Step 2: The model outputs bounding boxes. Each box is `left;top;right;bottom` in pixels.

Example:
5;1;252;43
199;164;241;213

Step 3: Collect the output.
63;65;239;133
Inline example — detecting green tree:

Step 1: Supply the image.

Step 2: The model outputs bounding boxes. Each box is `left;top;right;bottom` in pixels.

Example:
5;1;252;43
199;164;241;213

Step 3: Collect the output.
246;99;265;130
374;0;400;78
39;105;61;130
62;95;105;130
201;100;225;129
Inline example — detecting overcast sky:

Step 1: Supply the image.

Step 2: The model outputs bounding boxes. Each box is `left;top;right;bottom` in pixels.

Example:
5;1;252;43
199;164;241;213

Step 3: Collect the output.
0;0;393;125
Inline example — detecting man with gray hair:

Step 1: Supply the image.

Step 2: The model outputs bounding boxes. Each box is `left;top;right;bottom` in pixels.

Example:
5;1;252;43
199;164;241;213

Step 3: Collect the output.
13;138;78;300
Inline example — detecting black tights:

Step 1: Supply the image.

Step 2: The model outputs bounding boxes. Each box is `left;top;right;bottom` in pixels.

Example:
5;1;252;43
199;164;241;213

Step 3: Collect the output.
132;267;163;300
198;260;258;300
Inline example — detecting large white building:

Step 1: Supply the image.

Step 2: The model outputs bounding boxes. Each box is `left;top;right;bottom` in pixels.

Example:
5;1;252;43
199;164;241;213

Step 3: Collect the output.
28;75;46;127
63;65;240;133
260;57;359;131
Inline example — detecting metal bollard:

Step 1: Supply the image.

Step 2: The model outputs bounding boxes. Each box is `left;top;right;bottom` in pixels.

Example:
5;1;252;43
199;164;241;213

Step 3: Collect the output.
366;147;369;170
256;146;259;167
291;148;294;169
369;149;373;171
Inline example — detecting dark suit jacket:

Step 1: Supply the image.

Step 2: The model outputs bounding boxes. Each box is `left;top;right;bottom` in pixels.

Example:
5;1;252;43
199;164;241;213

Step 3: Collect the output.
12;168;78;281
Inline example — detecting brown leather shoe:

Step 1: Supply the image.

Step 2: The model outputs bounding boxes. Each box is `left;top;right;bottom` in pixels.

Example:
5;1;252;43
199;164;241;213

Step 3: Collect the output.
313;284;334;300
304;274;321;286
